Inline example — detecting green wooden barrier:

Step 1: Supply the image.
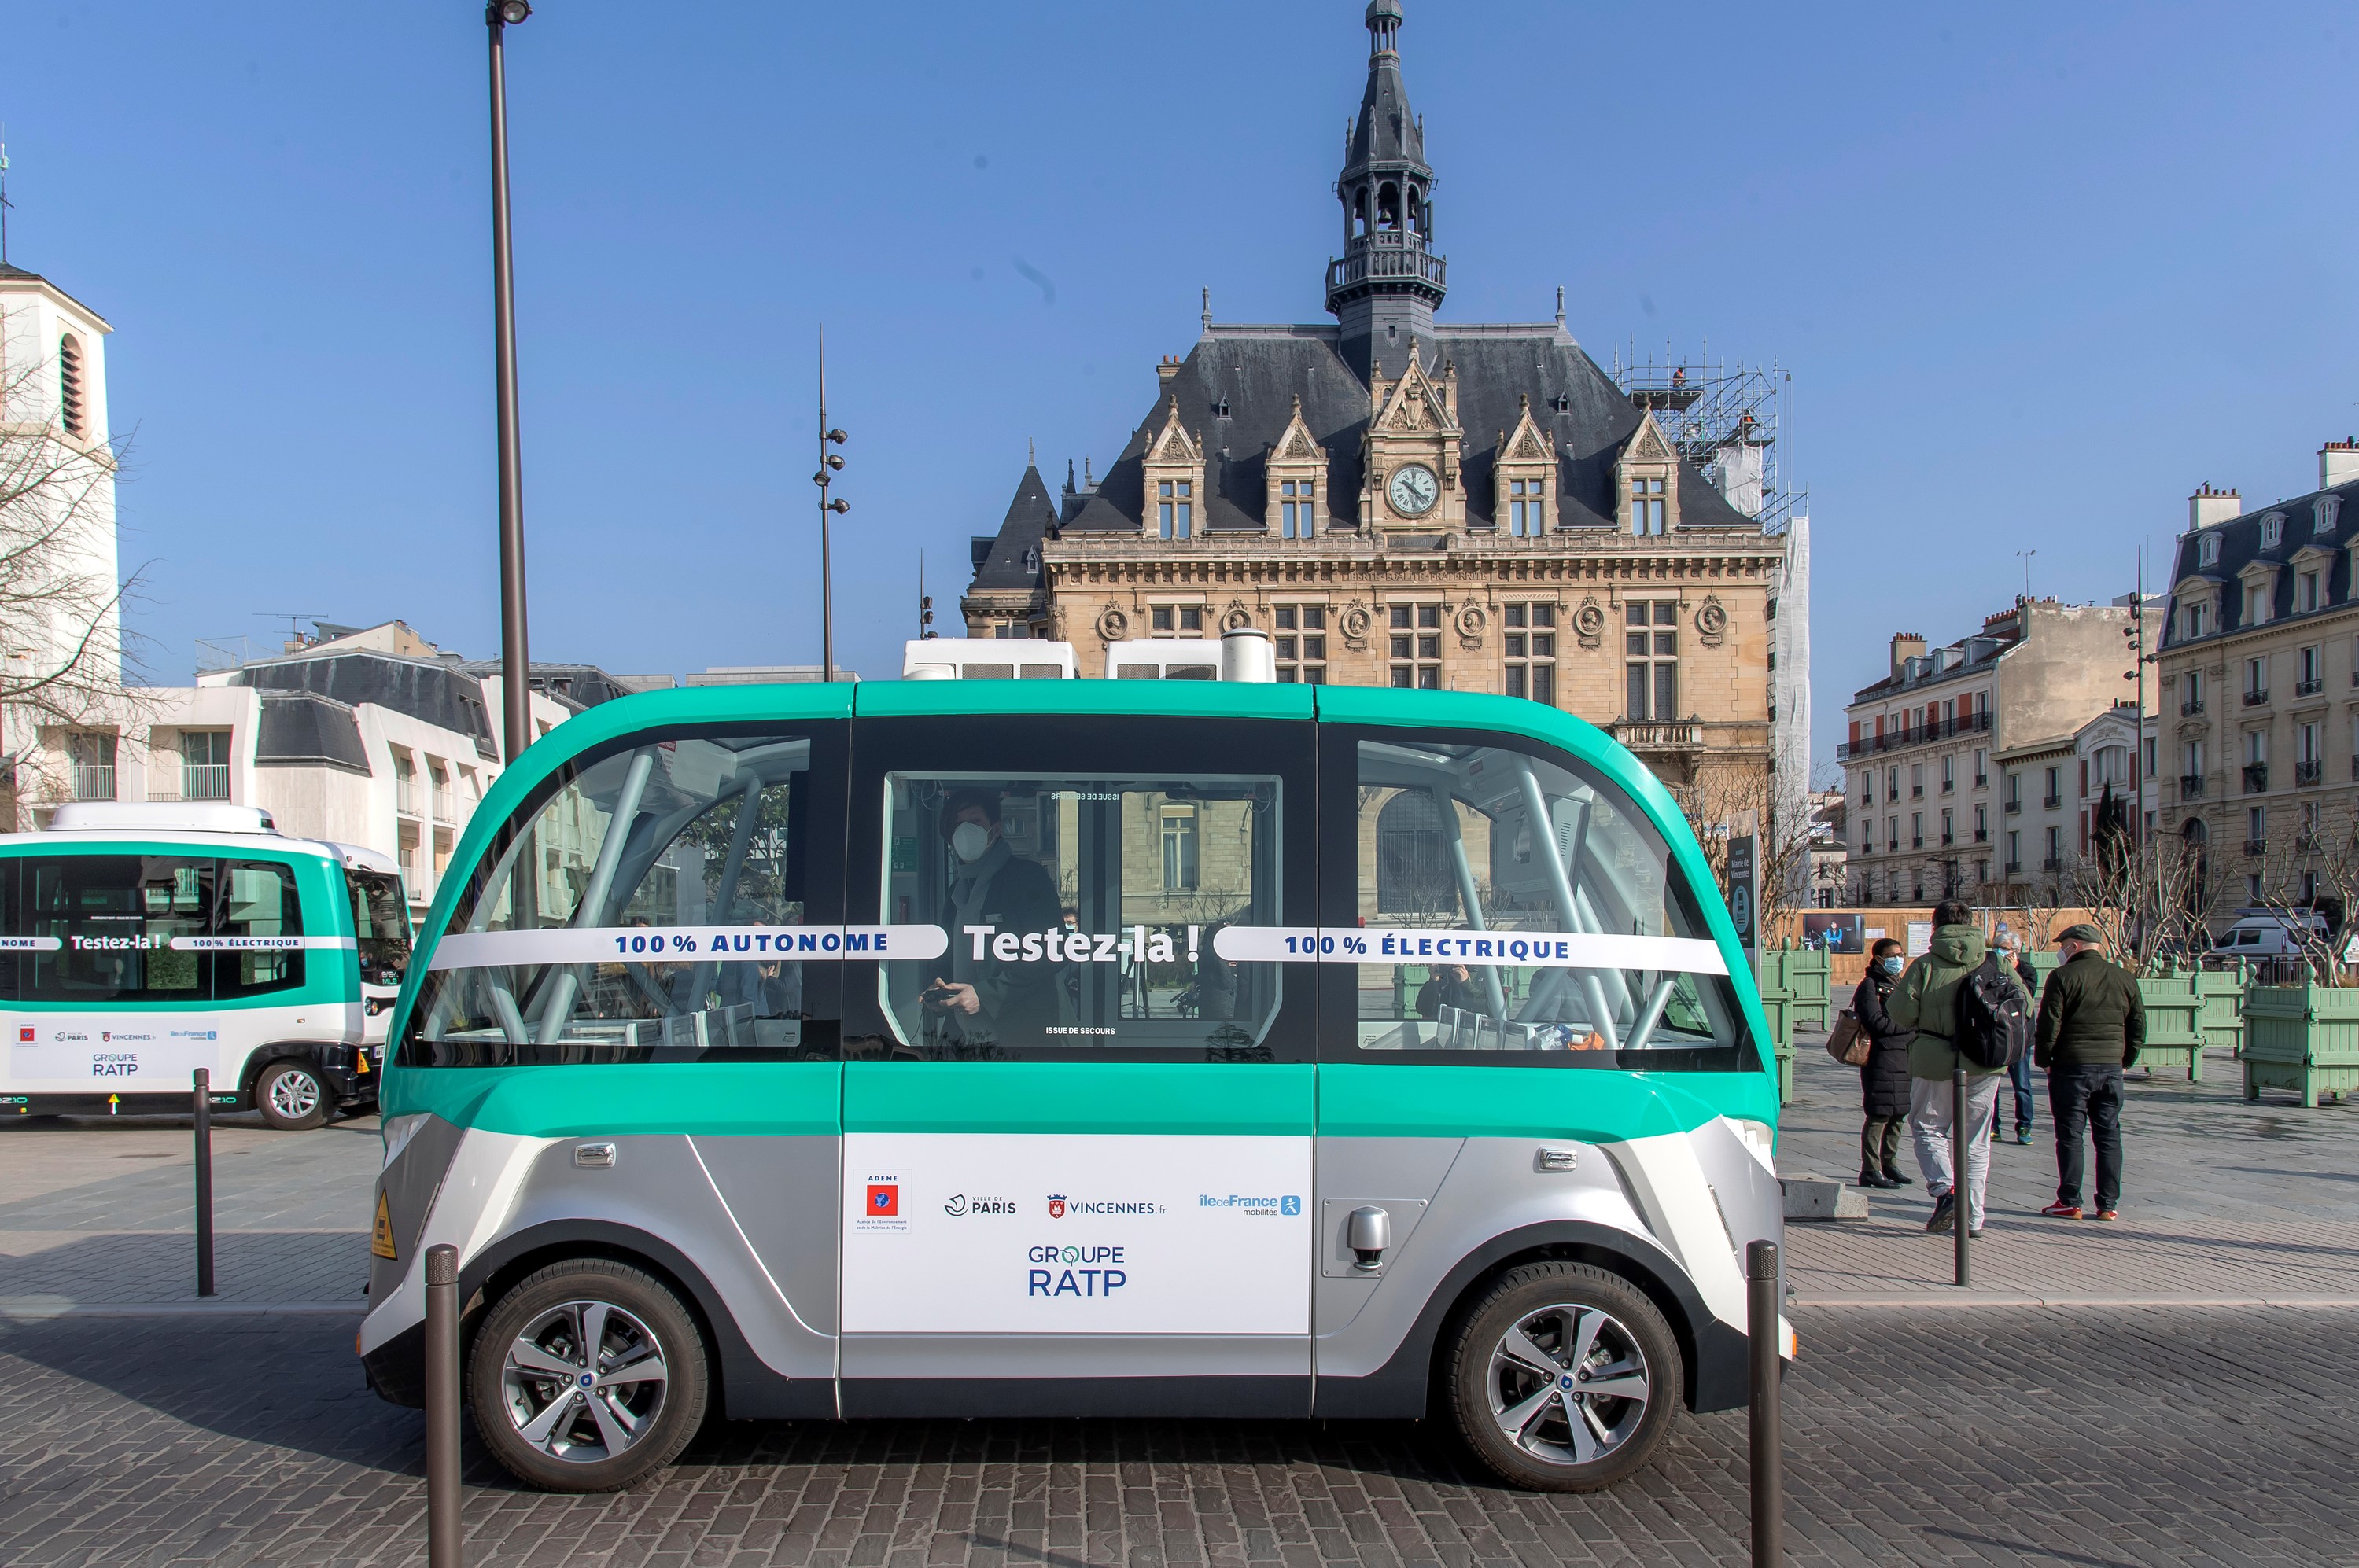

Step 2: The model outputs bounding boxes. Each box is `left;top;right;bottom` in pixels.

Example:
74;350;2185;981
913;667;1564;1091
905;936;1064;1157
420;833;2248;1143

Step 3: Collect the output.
1756;974;1796;1105
1765;944;1832;1030
2132;970;2204;1083
2195;964;2247;1059
2243;979;2359;1106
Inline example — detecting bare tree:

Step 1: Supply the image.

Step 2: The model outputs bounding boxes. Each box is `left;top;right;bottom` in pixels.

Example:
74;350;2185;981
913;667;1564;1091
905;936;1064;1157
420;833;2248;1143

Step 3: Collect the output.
2061;819;2221;975
0;340;139;816
1669;761;1814;941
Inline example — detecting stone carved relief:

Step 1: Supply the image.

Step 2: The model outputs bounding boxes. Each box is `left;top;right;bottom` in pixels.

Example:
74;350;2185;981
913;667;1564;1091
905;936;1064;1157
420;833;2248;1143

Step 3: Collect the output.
1095;604;1130;642
1454;604;1487;646
1573;598;1605;647
1339;603;1373;648
1223;605;1254;632
1697;596;1729;648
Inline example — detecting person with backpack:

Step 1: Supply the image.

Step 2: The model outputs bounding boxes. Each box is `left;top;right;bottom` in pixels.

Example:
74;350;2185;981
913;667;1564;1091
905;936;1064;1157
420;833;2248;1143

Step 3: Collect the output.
2035;922;2144;1222
1888;900;2032;1237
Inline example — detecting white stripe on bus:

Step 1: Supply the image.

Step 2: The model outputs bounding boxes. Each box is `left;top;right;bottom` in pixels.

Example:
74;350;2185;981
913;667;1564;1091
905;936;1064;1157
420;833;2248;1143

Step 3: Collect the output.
1211;926;1728;975
425;924;951;971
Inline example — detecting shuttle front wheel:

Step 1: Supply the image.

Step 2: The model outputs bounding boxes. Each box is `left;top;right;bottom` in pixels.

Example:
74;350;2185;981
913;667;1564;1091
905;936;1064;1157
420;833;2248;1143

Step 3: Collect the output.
468;1258;710;1493
1444;1261;1680;1492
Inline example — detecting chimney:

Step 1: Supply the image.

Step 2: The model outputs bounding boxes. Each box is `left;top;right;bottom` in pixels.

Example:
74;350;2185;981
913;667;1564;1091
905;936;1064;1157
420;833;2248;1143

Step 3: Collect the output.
1889;632;1927;681
2189;482;2243;531
2323;440;2359;491
1157;355;1183;387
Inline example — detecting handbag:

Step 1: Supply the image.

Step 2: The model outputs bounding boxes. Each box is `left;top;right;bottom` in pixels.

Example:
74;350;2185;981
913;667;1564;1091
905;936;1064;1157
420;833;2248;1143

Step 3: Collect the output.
1825;1007;1871;1067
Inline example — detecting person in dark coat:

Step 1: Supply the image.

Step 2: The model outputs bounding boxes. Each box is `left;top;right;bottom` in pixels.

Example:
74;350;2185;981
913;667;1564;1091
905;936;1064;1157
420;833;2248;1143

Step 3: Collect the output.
1853;937;1915;1189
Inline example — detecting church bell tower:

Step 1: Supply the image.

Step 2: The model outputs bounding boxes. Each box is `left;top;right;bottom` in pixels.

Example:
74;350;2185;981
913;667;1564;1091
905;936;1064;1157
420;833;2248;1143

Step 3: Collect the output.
1326;0;1447;383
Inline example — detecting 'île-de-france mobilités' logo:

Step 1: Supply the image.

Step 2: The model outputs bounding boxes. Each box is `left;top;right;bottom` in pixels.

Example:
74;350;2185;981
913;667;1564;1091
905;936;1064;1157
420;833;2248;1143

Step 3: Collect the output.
1047;1194;1067;1219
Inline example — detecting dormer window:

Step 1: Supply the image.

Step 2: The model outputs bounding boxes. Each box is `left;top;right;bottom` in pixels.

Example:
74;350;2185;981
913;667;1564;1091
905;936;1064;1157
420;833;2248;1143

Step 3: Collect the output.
2317;495;2341;536
58;334;87;440
1631;477;1667;535
1279;480;1315;539
1506;478;1546;536
2182;600;2209;639
2300;570;2321;613
2199;533;2220;568
1157;480;1192;541
2246;583;2269;625
2262;512;2284;550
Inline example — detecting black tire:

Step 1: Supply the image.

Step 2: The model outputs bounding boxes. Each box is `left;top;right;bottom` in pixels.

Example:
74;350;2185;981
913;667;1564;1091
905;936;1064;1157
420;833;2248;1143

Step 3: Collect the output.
252;1059;329;1132
1444;1261;1682;1493
466;1258;709;1493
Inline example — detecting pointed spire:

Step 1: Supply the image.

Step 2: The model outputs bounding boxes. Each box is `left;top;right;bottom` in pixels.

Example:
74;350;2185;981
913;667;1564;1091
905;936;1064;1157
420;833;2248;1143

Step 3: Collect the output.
1327;1;1444;381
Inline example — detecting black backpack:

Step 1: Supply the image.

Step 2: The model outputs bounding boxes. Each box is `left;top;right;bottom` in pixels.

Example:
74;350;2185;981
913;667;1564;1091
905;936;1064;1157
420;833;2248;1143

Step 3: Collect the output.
1954;953;2033;1070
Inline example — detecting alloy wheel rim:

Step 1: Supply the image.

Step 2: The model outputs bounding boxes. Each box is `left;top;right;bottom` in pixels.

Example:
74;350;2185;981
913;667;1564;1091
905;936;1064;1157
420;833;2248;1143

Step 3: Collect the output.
1485;1301;1651;1467
269;1069;320;1121
499;1299;669;1463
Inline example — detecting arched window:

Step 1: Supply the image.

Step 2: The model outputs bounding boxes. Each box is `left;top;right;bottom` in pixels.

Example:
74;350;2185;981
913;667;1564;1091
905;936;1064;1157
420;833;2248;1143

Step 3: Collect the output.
1375;788;1454;915
58;334;87;440
1405;184;1422;234
1353;187;1369;238
1376;182;1400;231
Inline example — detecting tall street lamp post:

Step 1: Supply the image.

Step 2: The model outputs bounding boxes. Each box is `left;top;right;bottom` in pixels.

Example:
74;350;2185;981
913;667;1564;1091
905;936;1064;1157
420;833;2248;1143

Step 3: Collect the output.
488;0;533;759
815;334;849;680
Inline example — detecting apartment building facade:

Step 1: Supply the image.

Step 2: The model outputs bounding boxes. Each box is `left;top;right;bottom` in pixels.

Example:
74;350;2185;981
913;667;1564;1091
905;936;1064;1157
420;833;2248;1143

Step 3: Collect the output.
2158;444;2359;910
1841;597;2153;904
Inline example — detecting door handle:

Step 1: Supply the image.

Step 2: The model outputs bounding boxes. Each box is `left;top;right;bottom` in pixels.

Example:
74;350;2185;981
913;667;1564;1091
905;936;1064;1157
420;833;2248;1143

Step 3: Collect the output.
1347;1205;1391;1271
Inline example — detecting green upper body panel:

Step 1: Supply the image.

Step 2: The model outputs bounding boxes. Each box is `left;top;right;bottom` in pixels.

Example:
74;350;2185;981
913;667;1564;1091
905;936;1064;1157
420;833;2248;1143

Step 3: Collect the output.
381;681;1775;1136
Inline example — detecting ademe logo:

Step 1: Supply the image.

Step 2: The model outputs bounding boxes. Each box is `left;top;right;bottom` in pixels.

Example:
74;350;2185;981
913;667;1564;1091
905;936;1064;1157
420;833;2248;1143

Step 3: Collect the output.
1199;1193;1304;1216
866;1182;898;1217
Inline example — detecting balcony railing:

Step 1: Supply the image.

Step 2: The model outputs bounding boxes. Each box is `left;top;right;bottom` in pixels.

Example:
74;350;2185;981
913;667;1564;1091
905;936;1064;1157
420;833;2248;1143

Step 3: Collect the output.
2181;774;2206;800
2244;687;2270;707
2298;677;2324;697
1834;709;1994;760
71;764;115;802
182;763;230;801
2003;860;2022;875
1974;773;1989;788
2003;799;2022;814
2298;759;2324;787
1911;836;1925;849
2181;698;2206;716
1941;833;1955;846
1940;780;1954;793
2042;794;2062;809
394;777;420;816
2243;762;2269;793
431;790;457;825
1974;828;1989;842
1911;786;1924;798
1609;721;1702;752
2243;837;2268;857
1325;232;1448;297
2042;856;2063;872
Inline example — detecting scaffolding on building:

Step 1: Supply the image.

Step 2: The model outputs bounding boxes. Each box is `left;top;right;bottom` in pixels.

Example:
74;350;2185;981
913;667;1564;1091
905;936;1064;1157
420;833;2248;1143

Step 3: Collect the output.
1609;344;1805;535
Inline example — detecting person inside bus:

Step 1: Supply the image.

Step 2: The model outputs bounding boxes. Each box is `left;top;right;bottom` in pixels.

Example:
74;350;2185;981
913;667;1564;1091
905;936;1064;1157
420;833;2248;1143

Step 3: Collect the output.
922;789;1060;1047
1416;962;1476;1019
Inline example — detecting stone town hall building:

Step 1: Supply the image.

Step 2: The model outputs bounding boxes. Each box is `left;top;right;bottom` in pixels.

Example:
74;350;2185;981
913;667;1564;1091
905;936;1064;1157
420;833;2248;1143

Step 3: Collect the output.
962;2;1806;799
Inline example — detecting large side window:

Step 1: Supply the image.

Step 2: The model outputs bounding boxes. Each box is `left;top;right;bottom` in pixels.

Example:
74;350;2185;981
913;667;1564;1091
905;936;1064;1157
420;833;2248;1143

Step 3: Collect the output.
215;861;306;999
348;869;411;987
853;715;1313;1061
404;727;844;1066
1324;731;1751;1072
20;856;215;1003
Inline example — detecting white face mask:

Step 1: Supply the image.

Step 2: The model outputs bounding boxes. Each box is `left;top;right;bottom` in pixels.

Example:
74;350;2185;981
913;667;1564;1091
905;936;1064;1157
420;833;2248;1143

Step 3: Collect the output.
951;821;992;863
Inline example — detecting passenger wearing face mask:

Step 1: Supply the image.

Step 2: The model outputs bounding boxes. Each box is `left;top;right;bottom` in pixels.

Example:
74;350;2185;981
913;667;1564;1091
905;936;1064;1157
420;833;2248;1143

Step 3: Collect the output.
922;789;1062;1048
1852;937;1916;1189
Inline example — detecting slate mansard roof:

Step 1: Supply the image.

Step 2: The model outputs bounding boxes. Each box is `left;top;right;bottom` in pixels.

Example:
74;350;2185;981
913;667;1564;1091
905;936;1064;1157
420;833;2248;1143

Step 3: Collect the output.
1049;324;1753;539
2162;476;2359;650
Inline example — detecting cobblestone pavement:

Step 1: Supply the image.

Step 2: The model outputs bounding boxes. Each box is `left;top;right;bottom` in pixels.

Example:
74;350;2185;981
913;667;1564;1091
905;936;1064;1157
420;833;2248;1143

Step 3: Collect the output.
0;1113;378;1311
1776;1037;2359;1305
1;1304;2351;1566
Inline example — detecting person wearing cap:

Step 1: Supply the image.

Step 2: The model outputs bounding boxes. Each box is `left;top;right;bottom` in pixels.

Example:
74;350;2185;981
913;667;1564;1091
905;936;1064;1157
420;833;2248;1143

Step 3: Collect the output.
2034;922;2144;1222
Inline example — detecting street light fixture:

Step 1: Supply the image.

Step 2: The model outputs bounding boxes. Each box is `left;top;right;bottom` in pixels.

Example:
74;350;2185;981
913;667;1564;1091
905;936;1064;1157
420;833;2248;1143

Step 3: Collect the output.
488;0;533;761
816;339;849;680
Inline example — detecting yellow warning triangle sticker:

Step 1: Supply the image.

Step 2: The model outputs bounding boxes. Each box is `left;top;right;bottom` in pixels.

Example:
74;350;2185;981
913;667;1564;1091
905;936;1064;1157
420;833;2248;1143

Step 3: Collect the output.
371;1192;398;1261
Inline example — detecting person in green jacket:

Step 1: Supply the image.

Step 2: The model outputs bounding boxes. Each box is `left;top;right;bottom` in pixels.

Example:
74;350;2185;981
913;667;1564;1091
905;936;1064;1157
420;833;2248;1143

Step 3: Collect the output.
2035;922;2143;1222
1888;900;2030;1237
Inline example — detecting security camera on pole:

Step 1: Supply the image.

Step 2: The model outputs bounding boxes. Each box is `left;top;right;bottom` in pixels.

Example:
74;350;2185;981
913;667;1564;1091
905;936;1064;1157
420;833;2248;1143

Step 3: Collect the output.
815;333;850;681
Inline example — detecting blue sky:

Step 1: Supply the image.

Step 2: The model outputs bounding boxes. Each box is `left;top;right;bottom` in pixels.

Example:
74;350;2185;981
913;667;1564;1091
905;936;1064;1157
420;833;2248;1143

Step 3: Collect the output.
4;2;2354;772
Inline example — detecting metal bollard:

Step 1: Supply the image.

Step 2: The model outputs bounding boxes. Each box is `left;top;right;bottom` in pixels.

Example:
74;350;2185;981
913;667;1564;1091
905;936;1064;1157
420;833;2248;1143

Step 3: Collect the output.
1951;1066;1970;1286
424;1243;463;1568
192;1069;215;1298
1745;1239;1782;1567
